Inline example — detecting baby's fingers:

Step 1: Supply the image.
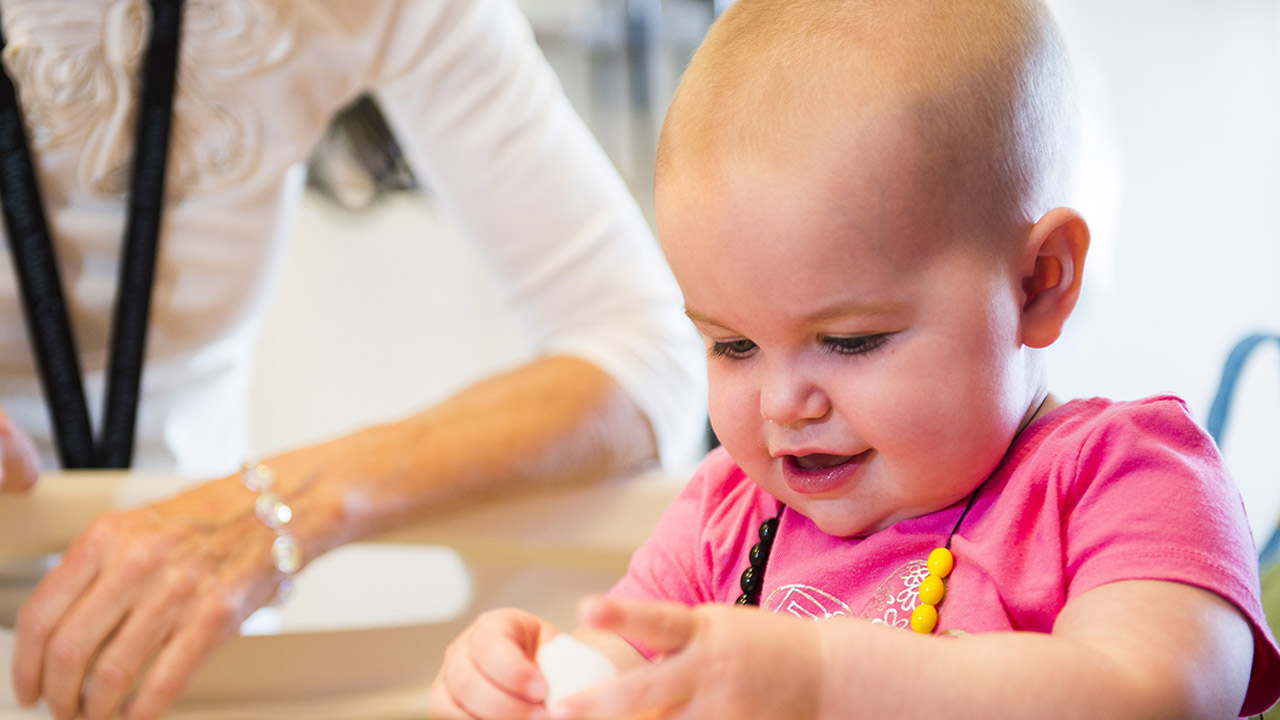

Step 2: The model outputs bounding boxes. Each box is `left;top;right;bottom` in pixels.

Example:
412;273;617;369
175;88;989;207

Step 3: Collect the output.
467;610;551;702
425;679;476;720
431;608;556;718
437;657;551;720
578;595;696;656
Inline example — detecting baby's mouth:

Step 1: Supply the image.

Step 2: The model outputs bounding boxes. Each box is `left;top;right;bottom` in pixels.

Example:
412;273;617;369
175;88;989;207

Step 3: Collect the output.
792;453;854;470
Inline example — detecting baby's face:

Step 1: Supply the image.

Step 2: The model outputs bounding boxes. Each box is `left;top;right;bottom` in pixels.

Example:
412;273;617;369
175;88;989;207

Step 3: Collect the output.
658;142;1038;537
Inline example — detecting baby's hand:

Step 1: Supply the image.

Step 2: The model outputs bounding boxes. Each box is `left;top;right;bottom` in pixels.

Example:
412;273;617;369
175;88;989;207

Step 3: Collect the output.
548;596;824;720
428;607;559;719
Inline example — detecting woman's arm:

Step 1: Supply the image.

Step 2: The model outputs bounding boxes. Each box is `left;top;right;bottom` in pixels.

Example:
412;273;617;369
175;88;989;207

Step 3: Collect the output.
267;354;659;553
10;0;704;715
11;358;658;720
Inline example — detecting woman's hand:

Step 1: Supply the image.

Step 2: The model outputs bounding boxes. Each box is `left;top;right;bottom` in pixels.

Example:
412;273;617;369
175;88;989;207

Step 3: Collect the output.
429;607;560;719
551;596;824;720
0;407;40;492
9;479;284;720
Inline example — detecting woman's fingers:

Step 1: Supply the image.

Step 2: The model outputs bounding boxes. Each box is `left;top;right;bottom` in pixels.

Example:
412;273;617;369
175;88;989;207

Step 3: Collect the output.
0;406;39;493
11;521;116;707
119;596;236;720
78;576;196;720
42;530;186;718
12;484;276;719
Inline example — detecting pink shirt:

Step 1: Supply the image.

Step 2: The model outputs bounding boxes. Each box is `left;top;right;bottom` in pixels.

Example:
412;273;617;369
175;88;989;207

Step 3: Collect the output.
610;396;1280;715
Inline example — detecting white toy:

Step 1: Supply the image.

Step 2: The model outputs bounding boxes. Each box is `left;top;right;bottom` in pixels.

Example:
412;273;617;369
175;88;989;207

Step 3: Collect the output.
536;633;617;706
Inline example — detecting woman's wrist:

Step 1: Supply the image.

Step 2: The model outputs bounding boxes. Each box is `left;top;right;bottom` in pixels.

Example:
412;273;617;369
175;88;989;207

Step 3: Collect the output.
240;462;303;602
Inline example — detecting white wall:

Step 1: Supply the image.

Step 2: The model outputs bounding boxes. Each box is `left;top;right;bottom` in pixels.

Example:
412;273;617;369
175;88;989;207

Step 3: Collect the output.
250;191;534;455
1045;0;1280;542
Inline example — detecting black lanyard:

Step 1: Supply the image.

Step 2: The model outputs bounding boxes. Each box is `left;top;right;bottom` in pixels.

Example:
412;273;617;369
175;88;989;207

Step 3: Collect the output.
0;0;184;468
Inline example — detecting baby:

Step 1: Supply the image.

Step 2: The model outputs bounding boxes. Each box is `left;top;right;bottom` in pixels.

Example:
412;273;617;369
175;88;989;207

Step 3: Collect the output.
430;0;1280;717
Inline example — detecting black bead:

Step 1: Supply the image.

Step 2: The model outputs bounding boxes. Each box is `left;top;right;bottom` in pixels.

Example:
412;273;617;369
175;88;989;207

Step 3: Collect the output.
737;508;782;608
758;517;779;544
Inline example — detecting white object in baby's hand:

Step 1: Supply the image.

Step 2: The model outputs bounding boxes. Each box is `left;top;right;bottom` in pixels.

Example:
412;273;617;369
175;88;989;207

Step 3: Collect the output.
536;633;617;706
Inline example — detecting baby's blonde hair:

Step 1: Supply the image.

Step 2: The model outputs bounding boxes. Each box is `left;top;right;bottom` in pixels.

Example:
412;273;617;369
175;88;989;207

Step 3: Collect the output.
658;0;1078;244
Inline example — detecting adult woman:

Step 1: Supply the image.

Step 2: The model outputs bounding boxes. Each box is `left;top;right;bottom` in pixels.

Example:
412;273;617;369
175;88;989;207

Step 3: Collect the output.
0;1;704;717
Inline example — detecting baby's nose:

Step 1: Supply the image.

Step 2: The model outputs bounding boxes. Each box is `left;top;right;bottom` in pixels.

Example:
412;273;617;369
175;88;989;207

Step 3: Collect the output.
758;366;830;429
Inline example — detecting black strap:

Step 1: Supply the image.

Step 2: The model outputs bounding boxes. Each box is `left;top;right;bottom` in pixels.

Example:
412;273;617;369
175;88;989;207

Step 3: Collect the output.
0;21;95;467
0;0;184;468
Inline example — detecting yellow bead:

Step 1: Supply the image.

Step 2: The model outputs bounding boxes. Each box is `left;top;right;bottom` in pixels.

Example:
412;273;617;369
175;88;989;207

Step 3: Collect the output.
918;574;946;606
911;603;938;634
927;547;954;578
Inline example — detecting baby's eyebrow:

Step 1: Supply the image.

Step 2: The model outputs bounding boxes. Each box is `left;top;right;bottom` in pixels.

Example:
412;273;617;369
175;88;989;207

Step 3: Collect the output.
806;300;904;322
685;301;903;326
684;307;741;330
683;307;714;324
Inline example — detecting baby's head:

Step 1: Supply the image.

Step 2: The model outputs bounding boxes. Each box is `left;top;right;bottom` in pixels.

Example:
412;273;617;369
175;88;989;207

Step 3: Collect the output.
658;0;1079;250
658;0;1090;536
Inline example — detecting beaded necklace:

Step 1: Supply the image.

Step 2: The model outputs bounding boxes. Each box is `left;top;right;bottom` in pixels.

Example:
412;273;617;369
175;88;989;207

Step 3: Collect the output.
735;483;984;633
735;396;1049;632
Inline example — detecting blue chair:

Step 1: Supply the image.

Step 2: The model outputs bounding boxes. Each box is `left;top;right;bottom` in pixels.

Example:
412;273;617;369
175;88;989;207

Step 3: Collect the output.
1206;333;1280;563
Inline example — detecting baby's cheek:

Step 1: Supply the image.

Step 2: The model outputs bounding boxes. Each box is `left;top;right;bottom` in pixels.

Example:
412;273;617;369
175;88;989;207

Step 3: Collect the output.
707;386;761;447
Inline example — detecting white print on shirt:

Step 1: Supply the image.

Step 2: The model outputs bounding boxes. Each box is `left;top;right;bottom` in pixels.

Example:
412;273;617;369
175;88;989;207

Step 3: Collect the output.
761;584;852;620
758;560;972;637
862;560;930;631
759;560;929;629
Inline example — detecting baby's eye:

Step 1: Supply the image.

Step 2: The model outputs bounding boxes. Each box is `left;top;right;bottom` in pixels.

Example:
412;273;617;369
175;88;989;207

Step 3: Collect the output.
708;338;757;359
823;334;891;356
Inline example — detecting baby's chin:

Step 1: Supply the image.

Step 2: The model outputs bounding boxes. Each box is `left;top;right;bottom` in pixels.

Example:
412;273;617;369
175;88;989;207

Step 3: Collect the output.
791;498;896;539
805;494;976;538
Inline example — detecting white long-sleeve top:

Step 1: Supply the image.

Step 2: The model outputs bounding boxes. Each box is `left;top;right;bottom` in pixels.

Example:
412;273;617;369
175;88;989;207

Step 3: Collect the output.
0;0;706;477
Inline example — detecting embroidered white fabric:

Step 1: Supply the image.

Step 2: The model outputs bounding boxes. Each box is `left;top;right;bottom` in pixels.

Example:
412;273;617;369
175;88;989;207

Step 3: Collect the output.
0;0;705;476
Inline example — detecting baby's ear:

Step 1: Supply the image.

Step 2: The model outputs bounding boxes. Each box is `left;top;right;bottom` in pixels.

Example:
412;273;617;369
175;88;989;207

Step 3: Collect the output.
1019;207;1090;349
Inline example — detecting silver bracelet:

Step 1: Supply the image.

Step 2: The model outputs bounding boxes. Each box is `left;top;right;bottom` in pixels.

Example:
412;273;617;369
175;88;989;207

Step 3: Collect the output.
241;462;303;601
